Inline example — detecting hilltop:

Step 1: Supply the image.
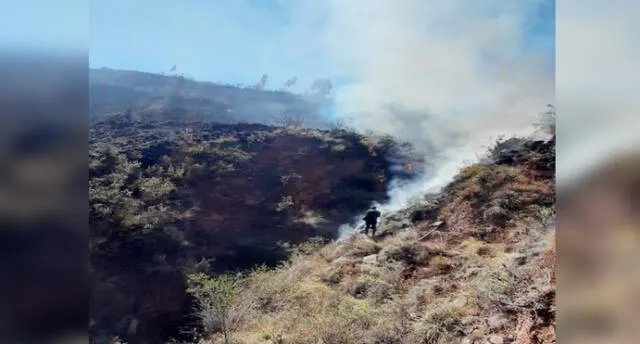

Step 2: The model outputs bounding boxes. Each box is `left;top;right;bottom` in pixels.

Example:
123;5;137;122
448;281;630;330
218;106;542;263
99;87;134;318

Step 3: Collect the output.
90;68;329;128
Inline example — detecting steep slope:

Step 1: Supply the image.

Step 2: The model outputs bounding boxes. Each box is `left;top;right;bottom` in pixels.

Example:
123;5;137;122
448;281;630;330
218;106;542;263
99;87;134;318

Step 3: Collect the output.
89;114;418;343
90;68;328;128
185;136;556;344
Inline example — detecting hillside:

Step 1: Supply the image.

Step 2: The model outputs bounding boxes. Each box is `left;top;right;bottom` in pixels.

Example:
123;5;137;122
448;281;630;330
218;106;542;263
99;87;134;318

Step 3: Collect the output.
182;135;556;344
90;68;328;128
89;114;419;343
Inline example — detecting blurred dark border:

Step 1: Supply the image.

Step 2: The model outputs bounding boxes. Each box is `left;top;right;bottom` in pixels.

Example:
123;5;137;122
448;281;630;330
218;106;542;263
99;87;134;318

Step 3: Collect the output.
0;51;89;343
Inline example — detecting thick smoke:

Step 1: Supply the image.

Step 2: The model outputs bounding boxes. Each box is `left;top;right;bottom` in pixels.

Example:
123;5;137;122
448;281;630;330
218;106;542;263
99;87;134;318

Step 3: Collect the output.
292;0;555;237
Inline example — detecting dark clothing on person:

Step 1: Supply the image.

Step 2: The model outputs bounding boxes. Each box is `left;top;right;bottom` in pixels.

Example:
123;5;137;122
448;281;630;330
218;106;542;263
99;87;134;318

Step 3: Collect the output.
364;209;381;223
365;220;377;231
363;209;381;237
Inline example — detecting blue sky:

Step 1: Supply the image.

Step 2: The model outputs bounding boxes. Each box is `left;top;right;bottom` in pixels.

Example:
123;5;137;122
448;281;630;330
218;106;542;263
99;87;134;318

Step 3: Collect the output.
89;0;333;92
88;0;554;93
0;0;554;94
0;0;88;52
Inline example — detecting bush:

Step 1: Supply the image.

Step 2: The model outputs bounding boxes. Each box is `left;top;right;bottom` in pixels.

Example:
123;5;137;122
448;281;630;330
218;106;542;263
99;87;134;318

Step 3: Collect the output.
186;273;241;344
482;205;509;227
242;264;294;314
312;297;373;343
475;267;517;312
415;306;464;344
344;275;387;300
456;164;490;182
333;237;381;258
286;236;327;257
362;296;413;344
383;241;431;266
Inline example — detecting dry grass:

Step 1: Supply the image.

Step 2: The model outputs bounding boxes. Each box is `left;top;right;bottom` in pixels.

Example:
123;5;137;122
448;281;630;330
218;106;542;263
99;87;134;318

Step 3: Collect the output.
414;305;465;344
201;235;553;343
331;235;382;259
194;138;555;344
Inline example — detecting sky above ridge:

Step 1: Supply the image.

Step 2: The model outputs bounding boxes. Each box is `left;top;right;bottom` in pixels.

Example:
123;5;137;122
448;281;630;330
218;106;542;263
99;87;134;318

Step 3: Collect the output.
87;0;555;93
0;0;555;129
0;0;554;97
7;0;640;189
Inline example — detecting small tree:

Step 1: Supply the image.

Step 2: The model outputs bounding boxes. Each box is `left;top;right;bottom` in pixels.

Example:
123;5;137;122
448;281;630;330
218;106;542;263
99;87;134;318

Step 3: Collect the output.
253;74;269;90
274;113;305;129
187;273;240;344
284;76;298;88
329;116;356;132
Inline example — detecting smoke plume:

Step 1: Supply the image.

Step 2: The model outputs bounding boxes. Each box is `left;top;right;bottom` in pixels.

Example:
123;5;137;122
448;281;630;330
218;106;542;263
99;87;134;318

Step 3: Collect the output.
288;0;555;236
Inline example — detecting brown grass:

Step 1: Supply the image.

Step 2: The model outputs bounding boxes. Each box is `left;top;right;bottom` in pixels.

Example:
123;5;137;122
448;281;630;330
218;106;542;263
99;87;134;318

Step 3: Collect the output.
194;138;556;344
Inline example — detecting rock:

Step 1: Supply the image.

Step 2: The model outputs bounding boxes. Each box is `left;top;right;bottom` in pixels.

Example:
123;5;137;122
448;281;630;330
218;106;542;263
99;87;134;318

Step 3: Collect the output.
476;246;493;257
410;204;439;223
333;257;351;265
483;206;509;227
488;335;504;344
461;338;473;344
362;254;378;265
514;255;528;266
486;315;508;330
423;193;441;203
431;220;446;229
386;214;402;222
461;316;477;327
432;285;444;294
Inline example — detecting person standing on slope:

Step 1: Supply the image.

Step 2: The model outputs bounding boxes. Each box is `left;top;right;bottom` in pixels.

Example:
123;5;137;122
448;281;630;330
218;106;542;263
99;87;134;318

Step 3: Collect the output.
363;206;382;238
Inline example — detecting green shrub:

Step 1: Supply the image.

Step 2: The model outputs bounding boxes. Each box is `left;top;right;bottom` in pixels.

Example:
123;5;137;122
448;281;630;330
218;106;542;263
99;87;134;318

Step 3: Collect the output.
415;306;464;344
187;273;241;344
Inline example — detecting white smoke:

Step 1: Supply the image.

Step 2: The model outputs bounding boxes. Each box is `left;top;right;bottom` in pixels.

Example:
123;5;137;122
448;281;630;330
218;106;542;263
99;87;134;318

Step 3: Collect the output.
556;0;640;188
322;1;552;130
288;0;556;238
336;125;542;239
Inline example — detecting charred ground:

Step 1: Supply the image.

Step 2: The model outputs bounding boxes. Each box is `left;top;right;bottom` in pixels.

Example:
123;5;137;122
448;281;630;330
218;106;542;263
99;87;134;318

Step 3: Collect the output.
89;114;418;342
183;135;556;344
